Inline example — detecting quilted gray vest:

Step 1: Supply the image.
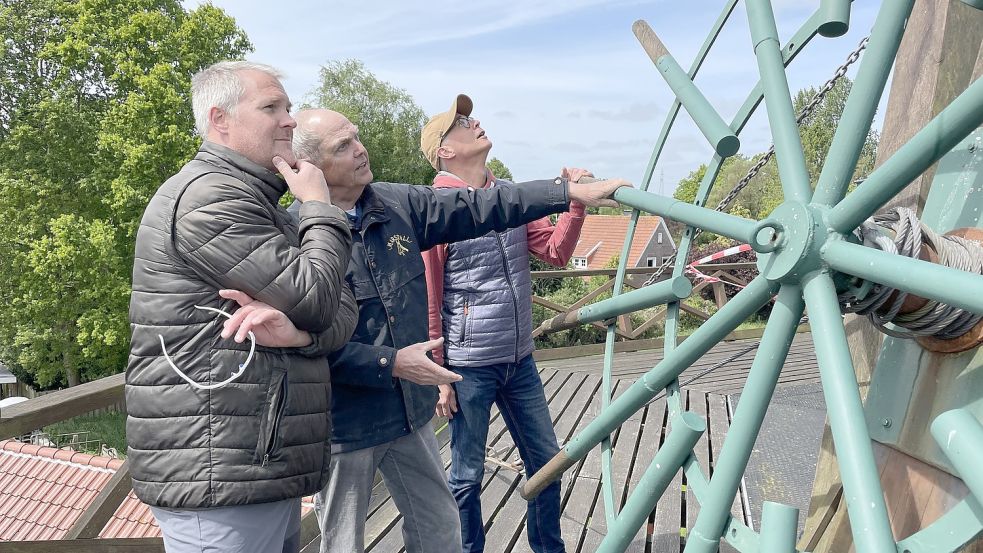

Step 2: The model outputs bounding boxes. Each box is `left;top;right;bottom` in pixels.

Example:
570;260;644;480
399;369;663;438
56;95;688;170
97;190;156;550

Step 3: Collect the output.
441;219;535;367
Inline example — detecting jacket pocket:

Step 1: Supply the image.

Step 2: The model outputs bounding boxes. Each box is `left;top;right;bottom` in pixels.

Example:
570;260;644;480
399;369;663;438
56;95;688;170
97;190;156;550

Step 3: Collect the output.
458;297;469;345
255;367;288;466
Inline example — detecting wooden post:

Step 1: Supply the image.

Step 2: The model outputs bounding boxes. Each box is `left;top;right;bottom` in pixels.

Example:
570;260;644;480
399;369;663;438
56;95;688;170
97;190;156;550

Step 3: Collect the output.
712;280;727;309
801;1;983;550
65;460;132;539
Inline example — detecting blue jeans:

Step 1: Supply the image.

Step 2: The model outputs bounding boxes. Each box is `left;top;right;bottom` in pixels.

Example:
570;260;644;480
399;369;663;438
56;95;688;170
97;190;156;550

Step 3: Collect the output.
448;354;564;553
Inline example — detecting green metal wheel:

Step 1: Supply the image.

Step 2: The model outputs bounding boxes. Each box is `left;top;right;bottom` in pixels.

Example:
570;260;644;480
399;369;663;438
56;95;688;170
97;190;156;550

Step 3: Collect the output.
521;2;983;552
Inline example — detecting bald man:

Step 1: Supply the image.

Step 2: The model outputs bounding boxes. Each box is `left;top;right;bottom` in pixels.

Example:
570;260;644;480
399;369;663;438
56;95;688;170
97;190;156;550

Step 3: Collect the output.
290;109;628;553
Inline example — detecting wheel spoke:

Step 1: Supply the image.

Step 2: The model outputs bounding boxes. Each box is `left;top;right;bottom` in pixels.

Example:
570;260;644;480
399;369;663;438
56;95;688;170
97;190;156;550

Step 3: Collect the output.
822;239;983;315
745;0;812;203
811;0;913;206
521;276;777;500
802;272;896;552
827;75;983;234
686;284;805;553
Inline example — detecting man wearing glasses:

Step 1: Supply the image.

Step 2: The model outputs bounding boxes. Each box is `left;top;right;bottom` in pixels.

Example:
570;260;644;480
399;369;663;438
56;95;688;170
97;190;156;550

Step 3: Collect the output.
289;106;626;553
420;94;587;553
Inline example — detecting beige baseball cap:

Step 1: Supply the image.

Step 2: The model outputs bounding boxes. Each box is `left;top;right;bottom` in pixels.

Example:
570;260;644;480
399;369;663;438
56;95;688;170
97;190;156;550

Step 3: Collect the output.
420;94;473;170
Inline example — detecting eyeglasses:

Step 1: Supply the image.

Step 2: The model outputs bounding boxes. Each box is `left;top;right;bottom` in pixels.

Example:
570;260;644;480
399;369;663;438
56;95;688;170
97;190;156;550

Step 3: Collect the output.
159;304;255;391
454;115;475;129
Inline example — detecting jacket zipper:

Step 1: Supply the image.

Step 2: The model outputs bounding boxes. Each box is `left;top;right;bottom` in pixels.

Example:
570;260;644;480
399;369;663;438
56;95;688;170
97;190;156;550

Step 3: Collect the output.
494;233;521;363
459;298;468;344
262;374;288;466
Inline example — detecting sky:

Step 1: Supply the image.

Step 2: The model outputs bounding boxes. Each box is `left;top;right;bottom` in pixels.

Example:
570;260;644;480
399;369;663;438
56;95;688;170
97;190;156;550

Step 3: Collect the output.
183;0;888;196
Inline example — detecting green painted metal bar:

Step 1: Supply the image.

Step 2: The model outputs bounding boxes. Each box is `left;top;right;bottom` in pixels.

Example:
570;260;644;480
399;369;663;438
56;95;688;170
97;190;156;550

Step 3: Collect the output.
596;412;706;553
818;0;851;37
598;335;617;526
932;409;983;508
599;2;825;534
601;1;740;524
539;276;691;334
519;276;776;500
811;0;913;206
745;0;813;204
660;6;823;420
633;20;740;158
822;239;983;315
728;9;825;139
827;75;983;234
896;496;983;552
760;502;799;552
962;0;983;9
615;188;759;246
802;271;896;553
684;284;804;553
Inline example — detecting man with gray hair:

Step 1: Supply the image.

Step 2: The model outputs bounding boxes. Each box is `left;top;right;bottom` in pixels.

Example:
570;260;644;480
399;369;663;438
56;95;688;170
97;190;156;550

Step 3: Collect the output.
126;61;356;553
290;108;628;553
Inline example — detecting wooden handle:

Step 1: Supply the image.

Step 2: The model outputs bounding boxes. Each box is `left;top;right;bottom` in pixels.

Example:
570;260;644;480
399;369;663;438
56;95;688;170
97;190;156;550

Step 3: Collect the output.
632;20;670;65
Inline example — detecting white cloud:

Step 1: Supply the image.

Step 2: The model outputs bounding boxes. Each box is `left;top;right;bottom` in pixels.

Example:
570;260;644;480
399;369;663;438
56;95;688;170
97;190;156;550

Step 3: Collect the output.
183;0;887;198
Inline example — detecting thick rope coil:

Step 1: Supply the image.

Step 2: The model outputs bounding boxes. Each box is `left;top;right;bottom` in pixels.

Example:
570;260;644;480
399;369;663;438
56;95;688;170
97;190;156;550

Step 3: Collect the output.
839;207;983;340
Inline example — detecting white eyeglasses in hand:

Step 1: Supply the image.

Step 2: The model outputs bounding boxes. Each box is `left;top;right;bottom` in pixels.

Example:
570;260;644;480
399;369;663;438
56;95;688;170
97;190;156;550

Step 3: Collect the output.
158;305;256;390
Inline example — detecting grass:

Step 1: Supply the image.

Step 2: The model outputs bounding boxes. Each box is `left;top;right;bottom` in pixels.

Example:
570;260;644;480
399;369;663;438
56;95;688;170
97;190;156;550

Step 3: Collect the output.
44;410;127;458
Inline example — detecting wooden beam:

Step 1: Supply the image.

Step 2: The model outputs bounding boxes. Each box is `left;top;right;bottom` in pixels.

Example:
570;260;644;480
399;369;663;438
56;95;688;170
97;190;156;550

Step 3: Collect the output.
629;307;668;339
711;281;727;309
0;372;125;440
679;301;713;321
533;324;810;362
65;460;132;539
0;538;165;552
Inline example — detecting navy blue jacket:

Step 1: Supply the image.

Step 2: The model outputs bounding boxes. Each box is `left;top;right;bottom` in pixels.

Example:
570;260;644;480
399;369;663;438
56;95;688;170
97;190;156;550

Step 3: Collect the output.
321;179;569;452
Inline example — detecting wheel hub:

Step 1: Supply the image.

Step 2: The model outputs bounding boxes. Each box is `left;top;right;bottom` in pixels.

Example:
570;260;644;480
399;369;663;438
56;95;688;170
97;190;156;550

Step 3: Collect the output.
755;202;829;283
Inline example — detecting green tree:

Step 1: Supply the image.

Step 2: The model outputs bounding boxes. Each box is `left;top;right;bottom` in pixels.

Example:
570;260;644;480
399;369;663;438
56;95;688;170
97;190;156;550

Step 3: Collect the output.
486;157;514;181
306;59;435;186
794;78;879;189
673;164;707;204
0;0;250;388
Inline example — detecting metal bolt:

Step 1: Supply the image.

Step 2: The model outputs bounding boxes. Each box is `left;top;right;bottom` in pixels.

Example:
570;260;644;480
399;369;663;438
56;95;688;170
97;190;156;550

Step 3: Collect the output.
881;418;892;428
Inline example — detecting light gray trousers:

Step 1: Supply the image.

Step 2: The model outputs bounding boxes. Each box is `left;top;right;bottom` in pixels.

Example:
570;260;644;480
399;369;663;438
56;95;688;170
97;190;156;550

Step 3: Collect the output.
151;497;301;553
314;422;462;553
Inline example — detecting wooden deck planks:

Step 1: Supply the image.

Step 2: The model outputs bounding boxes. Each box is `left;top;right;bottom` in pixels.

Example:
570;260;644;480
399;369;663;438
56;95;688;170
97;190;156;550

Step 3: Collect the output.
354;334;816;552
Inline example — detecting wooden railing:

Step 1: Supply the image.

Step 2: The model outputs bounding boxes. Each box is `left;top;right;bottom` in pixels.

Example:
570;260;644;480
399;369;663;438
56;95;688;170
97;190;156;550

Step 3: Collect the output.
0;375;325;550
530;262;756;340
0;262;758;551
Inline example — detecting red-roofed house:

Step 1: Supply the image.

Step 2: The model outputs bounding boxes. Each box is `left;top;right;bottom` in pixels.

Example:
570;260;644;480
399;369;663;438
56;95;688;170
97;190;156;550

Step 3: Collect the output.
0;439;158;541
0;439;317;544
569;215;677;287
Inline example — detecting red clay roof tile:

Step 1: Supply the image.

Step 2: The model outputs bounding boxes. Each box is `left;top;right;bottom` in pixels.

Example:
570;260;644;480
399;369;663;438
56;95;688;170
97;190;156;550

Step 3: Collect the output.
51;449;77;462
0;440;161;542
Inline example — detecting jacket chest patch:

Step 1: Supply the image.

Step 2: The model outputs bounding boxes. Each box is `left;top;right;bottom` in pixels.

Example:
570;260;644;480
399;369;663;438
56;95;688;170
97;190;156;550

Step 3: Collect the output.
387;234;412;256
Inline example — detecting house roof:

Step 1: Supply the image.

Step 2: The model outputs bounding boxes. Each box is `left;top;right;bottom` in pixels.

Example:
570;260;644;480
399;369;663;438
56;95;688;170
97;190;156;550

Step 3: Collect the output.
0;439;317;542
571;215;668;268
0;439;158;541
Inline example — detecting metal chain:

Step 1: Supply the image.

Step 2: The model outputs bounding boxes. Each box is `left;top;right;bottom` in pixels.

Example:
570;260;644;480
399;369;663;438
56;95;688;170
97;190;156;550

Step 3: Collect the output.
641;36;870;288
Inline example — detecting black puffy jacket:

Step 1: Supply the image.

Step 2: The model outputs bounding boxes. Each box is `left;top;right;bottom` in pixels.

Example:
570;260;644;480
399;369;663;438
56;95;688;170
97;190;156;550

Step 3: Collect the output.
126;142;356;508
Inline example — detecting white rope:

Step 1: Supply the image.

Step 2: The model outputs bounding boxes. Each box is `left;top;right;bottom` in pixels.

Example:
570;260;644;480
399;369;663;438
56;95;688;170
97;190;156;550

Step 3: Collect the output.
158;305;256;390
